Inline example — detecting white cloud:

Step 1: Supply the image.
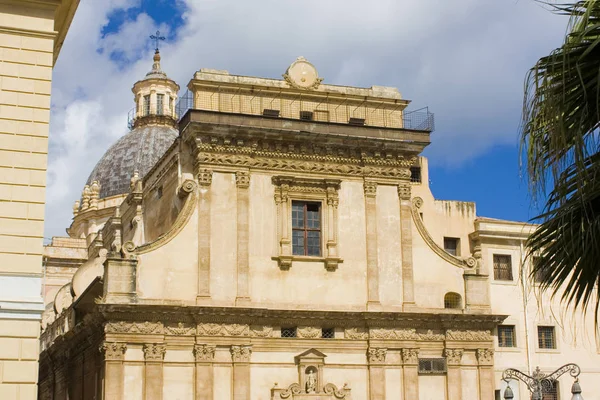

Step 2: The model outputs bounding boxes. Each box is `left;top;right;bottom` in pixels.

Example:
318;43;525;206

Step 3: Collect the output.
46;0;569;237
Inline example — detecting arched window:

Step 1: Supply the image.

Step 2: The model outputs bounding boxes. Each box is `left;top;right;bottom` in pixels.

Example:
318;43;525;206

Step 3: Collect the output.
444;292;462;309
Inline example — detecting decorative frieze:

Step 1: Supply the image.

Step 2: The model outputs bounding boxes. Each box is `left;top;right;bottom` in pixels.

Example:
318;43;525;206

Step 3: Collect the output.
367;347;387;364
165;322;195;336
230;345;252;363
368;328;444;341
297;326;321;339
193;344;216;362
446;330;491;341
105;321;164;335
197;323;250;336
476;348;494;365
444;348;464;365
401;348;419;365
100;342;127;361
143;343;167;361
344;328;369;340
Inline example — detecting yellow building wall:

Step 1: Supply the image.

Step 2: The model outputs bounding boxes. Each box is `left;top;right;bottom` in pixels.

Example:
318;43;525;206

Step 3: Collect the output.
0;1;78;398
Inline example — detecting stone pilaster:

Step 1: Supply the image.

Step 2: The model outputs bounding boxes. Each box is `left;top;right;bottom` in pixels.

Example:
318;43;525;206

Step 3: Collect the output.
477;348;495;400
401;348;419;400
235;171;251;304
231;345;252;400
398;183;415;307
444;348;463;400
143;343;167;400
364;180;380;309
367;347;387;400
100;342;127;400
194;344;216;400
103;257;137;303
325;182;341;271
197;168;212;303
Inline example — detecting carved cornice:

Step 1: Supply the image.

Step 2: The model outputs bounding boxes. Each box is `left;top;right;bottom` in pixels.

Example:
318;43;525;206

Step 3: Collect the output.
367;347;387;364
444;348;464;365
411;197;477;269
401;348;419;365
193;344;216;362
476;348;494;365
230;345;252;363
100;342;127;361
143;343;167;361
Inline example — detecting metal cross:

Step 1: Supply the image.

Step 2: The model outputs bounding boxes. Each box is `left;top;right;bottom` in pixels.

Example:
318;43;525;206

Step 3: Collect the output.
150;30;165;52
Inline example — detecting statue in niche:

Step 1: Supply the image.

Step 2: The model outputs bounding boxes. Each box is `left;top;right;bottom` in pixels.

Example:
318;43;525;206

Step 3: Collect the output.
305;367;317;393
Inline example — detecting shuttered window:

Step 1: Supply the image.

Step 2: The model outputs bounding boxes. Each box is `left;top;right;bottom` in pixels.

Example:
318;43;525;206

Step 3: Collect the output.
493;254;513;281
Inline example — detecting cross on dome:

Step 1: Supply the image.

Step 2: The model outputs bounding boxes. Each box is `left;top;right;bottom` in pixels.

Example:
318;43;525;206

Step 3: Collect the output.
150;30;165;53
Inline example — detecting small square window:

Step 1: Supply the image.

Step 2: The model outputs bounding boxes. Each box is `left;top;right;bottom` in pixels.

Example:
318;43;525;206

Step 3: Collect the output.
281;327;297;338
493;254;513;281
410;166;422;183
263;109;280;118
300;111;314;121
444;237;460;256
348;117;365;126
498;325;516;348
538;326;556;349
322;328;335;339
292;201;322;257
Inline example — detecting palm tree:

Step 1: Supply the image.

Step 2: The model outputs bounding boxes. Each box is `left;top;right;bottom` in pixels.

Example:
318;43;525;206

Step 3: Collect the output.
521;0;600;323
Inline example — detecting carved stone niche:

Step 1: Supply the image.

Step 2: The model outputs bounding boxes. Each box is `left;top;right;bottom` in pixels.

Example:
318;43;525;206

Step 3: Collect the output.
271;349;351;399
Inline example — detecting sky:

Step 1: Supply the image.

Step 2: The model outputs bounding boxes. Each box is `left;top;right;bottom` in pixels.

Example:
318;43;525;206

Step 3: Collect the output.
45;0;569;239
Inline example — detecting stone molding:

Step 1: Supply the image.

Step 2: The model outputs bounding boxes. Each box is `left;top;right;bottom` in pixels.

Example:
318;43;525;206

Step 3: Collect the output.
411;197;477;269
143;343;167;361
368;328;445;341
230;345;252;363
193;344;216;362
476;348;494;365
444;348;464;365
367;347;387;364
401;348;419;365
100;342;127;361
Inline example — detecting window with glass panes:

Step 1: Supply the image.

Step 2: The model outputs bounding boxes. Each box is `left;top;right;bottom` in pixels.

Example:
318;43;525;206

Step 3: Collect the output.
292;201;321;256
143;95;151;116
538;326;556;349
498;325;516;347
493;254;513;281
157;94;164;115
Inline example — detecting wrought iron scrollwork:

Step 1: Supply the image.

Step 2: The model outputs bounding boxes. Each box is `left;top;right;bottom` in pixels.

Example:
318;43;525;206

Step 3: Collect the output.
502;364;581;397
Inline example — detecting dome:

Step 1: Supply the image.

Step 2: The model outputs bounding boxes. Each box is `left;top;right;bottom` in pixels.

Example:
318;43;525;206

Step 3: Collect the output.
86;125;178;198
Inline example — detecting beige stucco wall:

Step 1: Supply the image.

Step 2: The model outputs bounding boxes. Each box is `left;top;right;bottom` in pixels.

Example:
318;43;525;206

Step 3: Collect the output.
0;1;78;398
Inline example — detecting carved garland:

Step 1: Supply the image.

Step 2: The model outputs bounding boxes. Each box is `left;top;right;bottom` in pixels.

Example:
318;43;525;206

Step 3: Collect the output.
411;197;477;269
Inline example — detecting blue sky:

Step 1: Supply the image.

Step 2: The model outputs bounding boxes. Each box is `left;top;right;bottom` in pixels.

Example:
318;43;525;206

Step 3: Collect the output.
46;0;569;237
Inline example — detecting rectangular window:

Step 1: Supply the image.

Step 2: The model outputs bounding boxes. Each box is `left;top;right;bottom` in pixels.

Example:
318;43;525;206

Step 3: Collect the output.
143;95;151;116
292;201;321;256
444;237;460;256
281;327;297;338
169;96;174;115
157;94;164;115
532;256;543;283
538;326;556;349
263;108;280;118
494;390;501;400
493;254;513;281
418;358;447;374
321;328;335;339
410;166;422;183
300;111;314;121
349;117;365;126
498;325;516;347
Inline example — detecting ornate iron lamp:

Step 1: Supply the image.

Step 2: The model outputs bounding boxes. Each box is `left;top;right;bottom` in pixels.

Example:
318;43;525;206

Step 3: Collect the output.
502;364;583;400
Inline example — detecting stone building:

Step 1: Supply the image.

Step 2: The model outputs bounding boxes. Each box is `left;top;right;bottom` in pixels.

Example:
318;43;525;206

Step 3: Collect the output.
39;54;600;400
0;1;79;398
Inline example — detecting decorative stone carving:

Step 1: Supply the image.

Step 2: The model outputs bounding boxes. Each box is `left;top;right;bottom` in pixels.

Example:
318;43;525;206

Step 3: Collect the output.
81;185;91;210
418;330;446;341
197;168;213;186
305;368;317;393
235;170;250;188
143;343;167;361
273;383;350;399
250;326;274;337
444;348;464;365
446;330;492;341
363;181;377;198
197;323;250;337
129;170;140;191
283;56;323;90
178;179;197;197
476;348;494;365
89;180;100;209
72;200;80;216
105;321;164;334
230;345;252;362
100;342;127;361
397;183;411;200
297;327;321;339
401;348;419;365
367;347;387;364
165;322;195;335
344;328;369;340
193;344;216;362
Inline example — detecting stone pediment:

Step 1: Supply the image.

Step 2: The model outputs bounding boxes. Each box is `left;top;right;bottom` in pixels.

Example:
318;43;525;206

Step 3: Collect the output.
295;348;327;363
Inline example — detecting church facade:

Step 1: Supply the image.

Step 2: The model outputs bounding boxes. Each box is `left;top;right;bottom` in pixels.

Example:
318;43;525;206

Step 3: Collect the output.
38;54;600;400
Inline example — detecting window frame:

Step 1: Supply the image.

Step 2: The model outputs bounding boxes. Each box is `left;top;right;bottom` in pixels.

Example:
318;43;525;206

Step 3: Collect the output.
443;237;460;257
291;200;322;257
497;325;517;348
143;94;151;116
157;93;165;115
537;326;557;350
493;254;514;281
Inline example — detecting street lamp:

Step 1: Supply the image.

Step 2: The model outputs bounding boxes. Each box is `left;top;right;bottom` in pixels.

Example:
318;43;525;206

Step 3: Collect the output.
502;364;583;400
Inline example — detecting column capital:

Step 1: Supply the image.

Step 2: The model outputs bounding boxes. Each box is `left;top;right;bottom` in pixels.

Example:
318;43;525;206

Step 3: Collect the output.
100;342;127;361
444;348;464;366
230;345;252;363
367;347;387;365
363;180;378;198
401;348;419;365
476;348;494;365
193;344;216;362
235;170;250;188
197;168;213;187
143;343;167;362
397;183;411;200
